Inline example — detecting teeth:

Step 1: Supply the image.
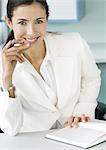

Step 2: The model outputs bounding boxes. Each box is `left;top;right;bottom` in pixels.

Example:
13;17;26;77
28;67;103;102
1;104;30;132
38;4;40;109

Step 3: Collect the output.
26;38;37;42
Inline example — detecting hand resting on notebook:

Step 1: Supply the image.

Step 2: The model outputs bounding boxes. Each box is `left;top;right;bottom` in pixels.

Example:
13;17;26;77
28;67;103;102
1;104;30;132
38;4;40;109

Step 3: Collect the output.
64;114;90;128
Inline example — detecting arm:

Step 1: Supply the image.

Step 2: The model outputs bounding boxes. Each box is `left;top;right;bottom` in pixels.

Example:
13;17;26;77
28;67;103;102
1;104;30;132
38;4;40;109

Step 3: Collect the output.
0;91;23;136
73;37;101;118
0;40;29;135
0;51;23;135
63;35;101;128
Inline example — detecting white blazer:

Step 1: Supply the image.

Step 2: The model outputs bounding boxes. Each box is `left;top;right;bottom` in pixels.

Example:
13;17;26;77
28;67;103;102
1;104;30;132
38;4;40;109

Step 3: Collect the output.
0;33;101;135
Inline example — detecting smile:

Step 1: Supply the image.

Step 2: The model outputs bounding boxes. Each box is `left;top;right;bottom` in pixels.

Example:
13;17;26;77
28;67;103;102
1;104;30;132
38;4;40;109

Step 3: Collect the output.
25;37;39;44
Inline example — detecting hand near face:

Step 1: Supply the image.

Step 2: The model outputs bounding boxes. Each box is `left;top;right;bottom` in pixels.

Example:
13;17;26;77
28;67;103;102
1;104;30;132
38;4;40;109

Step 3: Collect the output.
2;39;30;88
64;114;90;128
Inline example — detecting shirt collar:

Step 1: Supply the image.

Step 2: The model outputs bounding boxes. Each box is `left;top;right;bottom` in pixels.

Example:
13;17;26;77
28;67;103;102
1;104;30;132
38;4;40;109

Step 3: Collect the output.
42;44;51;66
41;35;53;66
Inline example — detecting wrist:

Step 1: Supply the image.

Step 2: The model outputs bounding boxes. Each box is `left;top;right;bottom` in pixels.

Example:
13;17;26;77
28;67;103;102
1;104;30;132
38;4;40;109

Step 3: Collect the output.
0;85;16;98
2;75;12;89
8;85;16;98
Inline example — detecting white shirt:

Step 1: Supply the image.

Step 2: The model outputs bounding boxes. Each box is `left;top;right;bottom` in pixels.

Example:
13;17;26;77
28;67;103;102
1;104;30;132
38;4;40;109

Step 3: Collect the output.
25;47;58;106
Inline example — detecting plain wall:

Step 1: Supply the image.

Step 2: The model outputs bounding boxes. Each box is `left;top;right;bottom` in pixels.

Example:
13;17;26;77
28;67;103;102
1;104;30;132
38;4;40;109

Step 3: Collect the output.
47;0;106;43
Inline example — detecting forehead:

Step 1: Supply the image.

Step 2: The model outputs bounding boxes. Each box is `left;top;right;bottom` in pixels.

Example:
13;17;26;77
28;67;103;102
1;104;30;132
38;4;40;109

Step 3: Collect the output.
12;3;46;19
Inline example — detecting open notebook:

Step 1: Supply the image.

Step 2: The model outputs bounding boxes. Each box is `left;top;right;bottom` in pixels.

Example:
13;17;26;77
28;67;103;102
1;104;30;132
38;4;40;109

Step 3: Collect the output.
45;120;106;148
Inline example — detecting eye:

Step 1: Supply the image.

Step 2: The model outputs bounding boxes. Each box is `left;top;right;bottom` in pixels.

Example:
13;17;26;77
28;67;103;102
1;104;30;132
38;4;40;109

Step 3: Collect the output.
35;20;44;24
18;21;27;25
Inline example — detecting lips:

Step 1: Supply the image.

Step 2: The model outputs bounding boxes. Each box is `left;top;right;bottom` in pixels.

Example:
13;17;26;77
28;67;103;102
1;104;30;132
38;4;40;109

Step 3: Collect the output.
25;37;39;44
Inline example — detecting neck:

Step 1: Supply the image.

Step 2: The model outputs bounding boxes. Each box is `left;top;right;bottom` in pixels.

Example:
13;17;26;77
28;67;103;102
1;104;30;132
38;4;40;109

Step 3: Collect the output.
24;40;46;64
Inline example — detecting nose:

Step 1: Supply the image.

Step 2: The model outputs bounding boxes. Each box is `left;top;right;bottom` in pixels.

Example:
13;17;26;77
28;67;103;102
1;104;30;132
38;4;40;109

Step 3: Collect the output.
26;24;36;37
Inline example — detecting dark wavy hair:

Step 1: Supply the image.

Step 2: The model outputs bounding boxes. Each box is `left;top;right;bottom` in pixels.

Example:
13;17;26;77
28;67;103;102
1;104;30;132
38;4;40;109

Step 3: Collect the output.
4;0;49;46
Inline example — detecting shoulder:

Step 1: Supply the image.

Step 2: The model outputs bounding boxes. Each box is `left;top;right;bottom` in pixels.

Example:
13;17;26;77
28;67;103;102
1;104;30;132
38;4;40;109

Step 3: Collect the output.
45;32;82;42
45;32;89;57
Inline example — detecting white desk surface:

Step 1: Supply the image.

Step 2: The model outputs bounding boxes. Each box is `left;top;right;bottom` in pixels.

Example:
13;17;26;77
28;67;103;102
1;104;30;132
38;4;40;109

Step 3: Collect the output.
0;130;106;150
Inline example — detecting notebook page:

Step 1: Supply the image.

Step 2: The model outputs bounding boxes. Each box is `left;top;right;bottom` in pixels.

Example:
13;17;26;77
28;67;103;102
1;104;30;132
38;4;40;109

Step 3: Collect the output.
79;120;106;132
46;127;105;148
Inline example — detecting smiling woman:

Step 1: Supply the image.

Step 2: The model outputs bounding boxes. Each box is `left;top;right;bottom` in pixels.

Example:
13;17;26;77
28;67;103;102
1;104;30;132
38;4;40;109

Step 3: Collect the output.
8;4;47;45
5;0;48;47
0;0;101;136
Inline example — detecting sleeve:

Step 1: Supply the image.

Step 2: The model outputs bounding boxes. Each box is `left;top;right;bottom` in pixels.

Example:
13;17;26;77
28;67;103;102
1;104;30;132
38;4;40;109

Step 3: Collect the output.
0;52;23;136
73;36;101;119
0;91;23;136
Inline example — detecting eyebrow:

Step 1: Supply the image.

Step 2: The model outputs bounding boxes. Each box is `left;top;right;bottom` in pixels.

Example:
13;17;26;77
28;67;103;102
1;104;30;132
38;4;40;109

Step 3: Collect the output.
17;17;46;21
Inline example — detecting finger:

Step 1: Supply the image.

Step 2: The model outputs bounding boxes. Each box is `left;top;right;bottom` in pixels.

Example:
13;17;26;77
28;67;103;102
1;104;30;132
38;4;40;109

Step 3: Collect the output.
64;123;70;128
3;40;14;51
5;50;25;62
7;55;24;63
81;114;90;122
72;117;80;127
15;53;25;62
3;38;26;51
65;116;74;128
64;116;73;128
80;114;86;122
68;116;74;125
86;116;91;122
5;43;30;53
8;56;23;63
5;50;24;59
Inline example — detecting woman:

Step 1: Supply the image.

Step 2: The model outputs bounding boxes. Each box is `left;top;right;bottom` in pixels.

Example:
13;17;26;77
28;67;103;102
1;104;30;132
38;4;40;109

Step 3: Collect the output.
0;0;101;135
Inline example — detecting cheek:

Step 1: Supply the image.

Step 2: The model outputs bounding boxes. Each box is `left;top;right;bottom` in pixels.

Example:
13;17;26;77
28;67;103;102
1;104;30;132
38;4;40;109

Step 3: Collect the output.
38;25;47;35
13;26;25;39
37;22;47;34
14;30;25;39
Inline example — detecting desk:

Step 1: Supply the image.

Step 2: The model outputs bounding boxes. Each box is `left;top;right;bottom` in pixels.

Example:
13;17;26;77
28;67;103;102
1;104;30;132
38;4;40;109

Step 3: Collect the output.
0;130;106;150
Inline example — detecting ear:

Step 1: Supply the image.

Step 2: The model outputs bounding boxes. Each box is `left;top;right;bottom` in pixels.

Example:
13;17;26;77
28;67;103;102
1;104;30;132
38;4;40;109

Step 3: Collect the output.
5;16;13;29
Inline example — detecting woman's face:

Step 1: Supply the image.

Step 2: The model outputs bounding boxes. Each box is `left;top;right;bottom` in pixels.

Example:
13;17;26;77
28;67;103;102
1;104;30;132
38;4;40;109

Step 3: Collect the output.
7;3;48;46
